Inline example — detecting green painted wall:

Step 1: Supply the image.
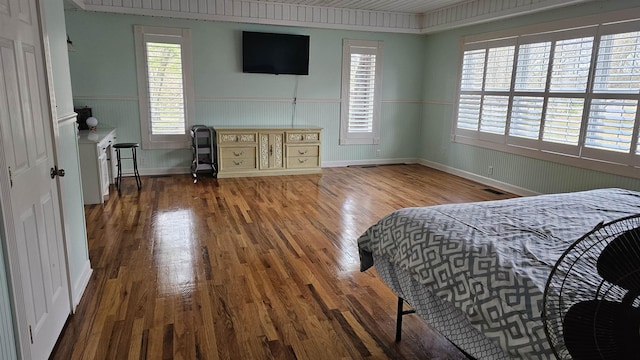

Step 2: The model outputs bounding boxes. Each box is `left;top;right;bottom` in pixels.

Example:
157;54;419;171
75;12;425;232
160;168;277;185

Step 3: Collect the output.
421;0;640;194
65;1;640;193
64;11;424;170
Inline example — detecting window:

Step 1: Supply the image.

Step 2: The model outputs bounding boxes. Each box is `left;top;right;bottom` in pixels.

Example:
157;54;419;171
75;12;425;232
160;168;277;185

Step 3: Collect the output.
453;16;640;173
135;25;195;149
340;39;383;145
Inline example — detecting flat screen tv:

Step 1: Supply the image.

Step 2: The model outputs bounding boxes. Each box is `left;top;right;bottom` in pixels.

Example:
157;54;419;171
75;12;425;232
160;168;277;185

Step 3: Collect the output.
242;31;310;75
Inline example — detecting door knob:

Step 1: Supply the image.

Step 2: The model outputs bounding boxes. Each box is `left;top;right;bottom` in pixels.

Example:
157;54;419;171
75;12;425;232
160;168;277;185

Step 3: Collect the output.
50;166;65;179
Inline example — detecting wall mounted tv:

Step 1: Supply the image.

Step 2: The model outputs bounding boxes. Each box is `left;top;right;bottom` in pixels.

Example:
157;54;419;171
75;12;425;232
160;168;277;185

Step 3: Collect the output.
242;31;310;75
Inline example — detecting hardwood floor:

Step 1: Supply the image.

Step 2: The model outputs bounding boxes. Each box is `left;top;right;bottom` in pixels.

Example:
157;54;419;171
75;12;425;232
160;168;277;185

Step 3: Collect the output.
51;164;514;360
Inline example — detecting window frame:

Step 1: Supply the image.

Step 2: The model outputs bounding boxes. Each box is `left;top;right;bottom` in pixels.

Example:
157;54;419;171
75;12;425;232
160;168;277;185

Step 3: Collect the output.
452;10;640;178
340;39;384;145
134;25;195;150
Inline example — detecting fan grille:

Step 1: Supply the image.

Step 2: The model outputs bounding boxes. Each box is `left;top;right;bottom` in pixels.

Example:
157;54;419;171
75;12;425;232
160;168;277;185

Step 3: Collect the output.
543;214;640;359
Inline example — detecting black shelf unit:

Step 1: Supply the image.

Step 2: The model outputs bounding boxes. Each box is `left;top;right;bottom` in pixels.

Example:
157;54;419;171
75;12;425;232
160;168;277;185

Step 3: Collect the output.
190;125;216;181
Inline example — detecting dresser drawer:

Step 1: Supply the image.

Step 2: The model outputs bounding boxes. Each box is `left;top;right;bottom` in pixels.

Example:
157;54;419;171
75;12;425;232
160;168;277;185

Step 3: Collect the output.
286;131;321;143
220;146;255;159
218;132;257;144
287;156;320;169
220;157;257;171
287;145;319;157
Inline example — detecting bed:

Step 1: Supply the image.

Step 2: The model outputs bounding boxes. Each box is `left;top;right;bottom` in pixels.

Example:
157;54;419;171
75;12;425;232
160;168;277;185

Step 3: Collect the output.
357;188;640;359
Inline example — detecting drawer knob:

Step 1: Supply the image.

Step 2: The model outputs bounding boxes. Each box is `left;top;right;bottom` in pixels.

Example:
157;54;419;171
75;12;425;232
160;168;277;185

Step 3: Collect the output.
233;160;244;166
298;150;308;155
298;158;308;163
233;151;244;156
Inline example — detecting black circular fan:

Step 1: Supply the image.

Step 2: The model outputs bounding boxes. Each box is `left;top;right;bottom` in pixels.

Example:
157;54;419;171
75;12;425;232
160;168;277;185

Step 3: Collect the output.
543;214;640;359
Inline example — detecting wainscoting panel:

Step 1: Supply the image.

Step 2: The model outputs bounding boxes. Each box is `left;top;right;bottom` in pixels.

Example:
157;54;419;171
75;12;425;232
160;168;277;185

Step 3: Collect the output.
421;102;640;194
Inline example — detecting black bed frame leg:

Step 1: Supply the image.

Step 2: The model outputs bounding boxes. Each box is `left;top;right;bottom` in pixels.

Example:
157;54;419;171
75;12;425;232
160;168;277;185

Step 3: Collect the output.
396;297;416;342
395;297;403;342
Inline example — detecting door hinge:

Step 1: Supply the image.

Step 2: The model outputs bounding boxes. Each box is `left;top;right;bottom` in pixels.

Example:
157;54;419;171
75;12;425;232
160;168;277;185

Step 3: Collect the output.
8;166;12;188
28;325;33;344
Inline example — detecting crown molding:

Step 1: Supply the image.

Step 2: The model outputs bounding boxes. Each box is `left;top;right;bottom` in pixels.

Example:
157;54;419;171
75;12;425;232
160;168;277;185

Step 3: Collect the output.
68;0;596;34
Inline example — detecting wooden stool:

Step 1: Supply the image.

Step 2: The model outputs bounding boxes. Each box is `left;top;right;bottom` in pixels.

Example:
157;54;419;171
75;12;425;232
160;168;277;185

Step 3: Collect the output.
113;143;141;192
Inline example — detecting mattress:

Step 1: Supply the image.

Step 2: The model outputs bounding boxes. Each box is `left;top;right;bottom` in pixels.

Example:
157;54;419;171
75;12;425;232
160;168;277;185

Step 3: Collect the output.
357;188;640;359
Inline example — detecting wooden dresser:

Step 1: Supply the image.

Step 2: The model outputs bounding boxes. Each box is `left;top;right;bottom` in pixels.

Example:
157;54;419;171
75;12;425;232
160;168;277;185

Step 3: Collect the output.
214;127;321;178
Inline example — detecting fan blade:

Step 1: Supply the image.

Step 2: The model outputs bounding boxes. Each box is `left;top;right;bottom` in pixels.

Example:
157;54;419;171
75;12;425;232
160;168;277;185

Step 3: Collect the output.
597;226;640;297
564;300;640;359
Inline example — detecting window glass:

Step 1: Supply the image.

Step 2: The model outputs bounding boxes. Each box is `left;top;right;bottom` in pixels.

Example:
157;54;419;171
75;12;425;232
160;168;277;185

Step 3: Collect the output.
549;37;593;92
460;49;486;91
145;42;186;135
457;94;482;130
515;42;551;92
594;31;640;94
348;53;376;133
542;97;584;146
485;46;515;91
480;95;509;134
510;96;544;139
585;98;637;152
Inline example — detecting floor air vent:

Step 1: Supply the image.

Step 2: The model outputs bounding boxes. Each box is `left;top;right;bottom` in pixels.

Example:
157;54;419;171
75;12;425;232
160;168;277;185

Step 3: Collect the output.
483;188;505;195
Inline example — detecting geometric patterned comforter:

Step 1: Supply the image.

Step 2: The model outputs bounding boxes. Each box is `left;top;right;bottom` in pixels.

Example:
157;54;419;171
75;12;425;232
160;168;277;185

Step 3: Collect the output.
358;188;640;359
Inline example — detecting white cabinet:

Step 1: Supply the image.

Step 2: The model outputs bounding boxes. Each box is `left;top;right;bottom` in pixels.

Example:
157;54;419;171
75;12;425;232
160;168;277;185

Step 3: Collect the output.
215;127;321;178
78;128;117;204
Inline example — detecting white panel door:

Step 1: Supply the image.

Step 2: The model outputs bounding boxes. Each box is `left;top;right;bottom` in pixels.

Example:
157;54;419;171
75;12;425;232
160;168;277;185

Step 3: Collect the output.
0;0;71;359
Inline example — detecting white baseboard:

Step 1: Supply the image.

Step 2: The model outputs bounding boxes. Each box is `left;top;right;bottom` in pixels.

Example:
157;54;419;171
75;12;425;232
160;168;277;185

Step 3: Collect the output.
321;158;419;168
72;260;93;311
418;159;540;197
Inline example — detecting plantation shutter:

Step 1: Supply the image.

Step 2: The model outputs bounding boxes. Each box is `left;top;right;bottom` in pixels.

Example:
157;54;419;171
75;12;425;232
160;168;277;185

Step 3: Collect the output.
452;16;640;172
145;42;186;135
456;49;485;131
549;37;594;92
348;52;376;133
340;39;383;145
584;30;640;162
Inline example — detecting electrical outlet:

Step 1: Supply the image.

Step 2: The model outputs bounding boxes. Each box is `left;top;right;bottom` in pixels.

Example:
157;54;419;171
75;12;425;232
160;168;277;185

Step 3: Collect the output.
488;166;493;175
376;150;381;158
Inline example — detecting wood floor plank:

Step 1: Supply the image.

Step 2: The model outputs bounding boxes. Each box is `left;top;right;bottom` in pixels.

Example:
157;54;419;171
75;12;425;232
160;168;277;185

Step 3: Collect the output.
51;165;514;359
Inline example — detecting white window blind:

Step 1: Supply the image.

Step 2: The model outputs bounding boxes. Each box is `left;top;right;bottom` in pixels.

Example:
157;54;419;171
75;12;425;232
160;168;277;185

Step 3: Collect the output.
515;42;551;92
549;37;593;92
135;25;194;150
593;31;640;94
340;39;383;145
348;53;376;133
485;46;515;91
542;97;584;146
145;42;186;135
480;95;509;134
460;49;485;91
457;94;482;130
585;98;637;152
454;16;640;174
510;96;544;140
